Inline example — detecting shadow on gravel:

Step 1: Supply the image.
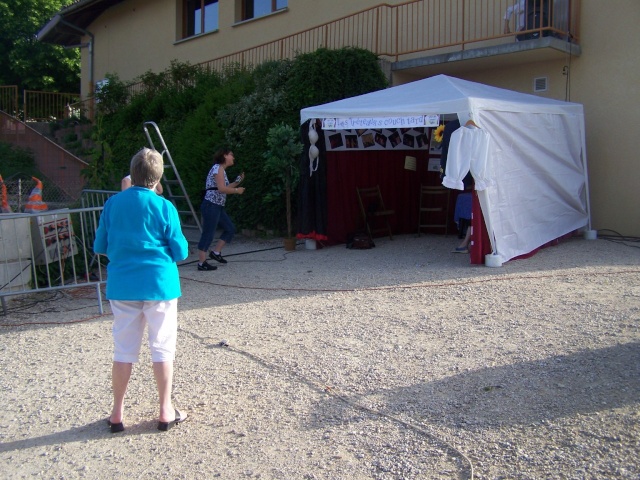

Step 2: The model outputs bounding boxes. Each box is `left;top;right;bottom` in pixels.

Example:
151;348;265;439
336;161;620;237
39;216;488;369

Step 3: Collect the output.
379;342;640;427
0;419;112;454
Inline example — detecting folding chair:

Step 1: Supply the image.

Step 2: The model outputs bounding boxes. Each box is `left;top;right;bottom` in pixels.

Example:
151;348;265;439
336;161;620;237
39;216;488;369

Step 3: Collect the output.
417;185;450;236
356;185;394;241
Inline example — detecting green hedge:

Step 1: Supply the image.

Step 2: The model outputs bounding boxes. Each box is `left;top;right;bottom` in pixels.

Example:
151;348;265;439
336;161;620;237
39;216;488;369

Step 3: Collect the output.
87;48;388;234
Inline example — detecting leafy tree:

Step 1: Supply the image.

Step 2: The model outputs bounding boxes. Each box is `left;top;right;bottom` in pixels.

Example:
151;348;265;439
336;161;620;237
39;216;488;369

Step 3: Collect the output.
0;0;80;92
263;123;303;238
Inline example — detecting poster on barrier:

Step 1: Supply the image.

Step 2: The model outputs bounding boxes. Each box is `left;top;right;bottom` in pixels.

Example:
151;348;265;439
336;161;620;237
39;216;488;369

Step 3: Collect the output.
30;212;78;265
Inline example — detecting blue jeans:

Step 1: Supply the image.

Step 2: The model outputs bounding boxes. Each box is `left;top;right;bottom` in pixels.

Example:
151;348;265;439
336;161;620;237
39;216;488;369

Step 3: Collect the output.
197;200;236;252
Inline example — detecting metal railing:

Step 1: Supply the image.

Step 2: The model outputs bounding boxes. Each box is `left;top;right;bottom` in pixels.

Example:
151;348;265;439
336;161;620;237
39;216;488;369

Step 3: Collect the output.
0;88;82;122
0;189;120;315
59;0;581;119
0;86;18;116
0;205;107;315
166;0;579;90
23;90;82;122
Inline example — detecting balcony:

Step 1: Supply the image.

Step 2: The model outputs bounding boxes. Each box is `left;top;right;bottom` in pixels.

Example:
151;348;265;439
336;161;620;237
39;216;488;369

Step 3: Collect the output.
50;0;581;116
197;0;580;81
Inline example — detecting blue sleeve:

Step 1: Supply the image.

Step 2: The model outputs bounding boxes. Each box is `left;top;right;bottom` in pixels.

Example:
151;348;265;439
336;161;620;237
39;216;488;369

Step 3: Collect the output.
165;200;189;262
93;201;110;255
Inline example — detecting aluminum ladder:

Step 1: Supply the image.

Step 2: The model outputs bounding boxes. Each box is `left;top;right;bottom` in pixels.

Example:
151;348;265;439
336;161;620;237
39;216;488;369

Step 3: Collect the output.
142;121;202;232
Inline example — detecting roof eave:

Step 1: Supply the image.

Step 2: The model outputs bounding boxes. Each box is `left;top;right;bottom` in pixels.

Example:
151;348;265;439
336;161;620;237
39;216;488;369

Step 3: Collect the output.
37;0;124;46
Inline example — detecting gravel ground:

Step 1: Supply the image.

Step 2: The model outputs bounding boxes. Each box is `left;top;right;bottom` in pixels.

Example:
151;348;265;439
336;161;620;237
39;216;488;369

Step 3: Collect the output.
0;233;639;479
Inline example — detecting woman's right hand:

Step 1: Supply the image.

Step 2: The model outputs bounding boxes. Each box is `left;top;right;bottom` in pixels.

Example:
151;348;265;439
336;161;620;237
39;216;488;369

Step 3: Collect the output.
236;187;245;194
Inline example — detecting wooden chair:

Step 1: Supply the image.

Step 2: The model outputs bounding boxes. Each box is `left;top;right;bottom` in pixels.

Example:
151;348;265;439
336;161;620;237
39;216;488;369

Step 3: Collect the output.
356;185;394;241
417;185;450;236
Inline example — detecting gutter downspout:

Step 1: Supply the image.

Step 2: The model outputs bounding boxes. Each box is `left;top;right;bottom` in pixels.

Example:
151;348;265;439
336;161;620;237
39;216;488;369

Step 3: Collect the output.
59;16;95;102
38;15;95;101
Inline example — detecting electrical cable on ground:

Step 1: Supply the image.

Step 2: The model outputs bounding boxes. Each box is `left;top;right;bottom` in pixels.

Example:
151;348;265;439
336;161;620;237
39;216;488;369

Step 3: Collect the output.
3;237;639;323
2;268;639;326
185;333;475;479
0;312;108;328
178;243;300;267
596;229;640;249
179;268;640;293
1;234;637;475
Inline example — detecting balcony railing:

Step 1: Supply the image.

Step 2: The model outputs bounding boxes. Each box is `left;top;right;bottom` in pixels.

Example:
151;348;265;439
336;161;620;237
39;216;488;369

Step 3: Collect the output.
0;87;81;122
70;0;581;120
0;86;18;117
198;0;578;73
23;90;82;122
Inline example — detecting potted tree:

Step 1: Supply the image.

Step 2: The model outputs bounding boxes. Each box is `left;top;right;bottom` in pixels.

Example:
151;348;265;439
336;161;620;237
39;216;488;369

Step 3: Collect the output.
263;123;303;251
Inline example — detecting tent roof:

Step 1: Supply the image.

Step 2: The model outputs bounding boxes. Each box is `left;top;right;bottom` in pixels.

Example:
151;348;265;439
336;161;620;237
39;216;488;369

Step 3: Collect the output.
300;74;584;124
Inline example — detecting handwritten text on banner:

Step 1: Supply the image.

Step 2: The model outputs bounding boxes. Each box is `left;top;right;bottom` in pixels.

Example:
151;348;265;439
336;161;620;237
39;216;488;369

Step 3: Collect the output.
322;115;439;130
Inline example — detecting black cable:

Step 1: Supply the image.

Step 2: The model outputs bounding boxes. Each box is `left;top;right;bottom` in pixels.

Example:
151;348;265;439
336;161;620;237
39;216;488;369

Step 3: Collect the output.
178;242;304;267
596;229;640;249
37;304;101;313
596;229;640;241
0;261;33;292
183;336;475;480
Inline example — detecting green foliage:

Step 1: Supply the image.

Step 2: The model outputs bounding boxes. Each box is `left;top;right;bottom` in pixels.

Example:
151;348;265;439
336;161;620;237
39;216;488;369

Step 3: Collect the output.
89;48;388;233
94;73;131;115
286;47;388;108
171;67;251;206
216;61;295;229
0;142;36;177
0;1;80;92
263;123;303;238
81;115;120;190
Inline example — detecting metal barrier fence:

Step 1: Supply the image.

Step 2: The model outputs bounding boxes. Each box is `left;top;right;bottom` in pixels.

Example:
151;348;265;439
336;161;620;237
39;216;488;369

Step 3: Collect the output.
0;189;118;316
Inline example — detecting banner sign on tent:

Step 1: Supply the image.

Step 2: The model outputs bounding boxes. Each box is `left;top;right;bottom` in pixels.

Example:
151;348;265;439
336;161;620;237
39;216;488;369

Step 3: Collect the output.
324;126;434;151
322;114;439;130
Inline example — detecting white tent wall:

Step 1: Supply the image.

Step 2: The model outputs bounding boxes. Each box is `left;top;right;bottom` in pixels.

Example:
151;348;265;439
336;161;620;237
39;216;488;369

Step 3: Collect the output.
474;109;588;262
300;75;591;264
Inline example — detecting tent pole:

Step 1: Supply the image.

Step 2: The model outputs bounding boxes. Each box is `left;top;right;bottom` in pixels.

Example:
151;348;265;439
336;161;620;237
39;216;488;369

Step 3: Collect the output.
580;120;593;232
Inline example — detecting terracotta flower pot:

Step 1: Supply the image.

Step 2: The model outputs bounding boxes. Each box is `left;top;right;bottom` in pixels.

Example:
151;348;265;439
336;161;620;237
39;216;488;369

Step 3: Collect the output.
283;237;297;251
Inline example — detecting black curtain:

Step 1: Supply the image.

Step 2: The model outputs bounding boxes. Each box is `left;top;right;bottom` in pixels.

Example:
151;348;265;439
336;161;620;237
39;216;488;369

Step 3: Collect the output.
296;119;328;240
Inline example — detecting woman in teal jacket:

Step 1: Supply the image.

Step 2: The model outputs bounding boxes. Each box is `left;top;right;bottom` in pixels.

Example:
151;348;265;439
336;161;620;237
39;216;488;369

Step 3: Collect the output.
95;147;189;433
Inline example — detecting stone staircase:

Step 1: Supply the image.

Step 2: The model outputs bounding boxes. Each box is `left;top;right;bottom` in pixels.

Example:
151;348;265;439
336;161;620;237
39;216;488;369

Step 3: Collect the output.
29;121;95;163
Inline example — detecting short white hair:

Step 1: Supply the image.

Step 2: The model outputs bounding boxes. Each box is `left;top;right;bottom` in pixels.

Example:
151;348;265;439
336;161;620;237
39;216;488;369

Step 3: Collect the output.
130;148;163;189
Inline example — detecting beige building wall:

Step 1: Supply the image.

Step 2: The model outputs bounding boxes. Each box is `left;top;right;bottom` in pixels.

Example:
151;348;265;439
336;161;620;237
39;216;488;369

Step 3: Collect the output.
86;0;409;89
78;0;639;237
569;0;640;237
392;1;640;237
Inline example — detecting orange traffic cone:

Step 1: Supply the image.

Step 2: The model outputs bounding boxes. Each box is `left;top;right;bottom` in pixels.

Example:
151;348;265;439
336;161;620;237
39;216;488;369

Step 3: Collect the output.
0;175;12;213
24;176;48;213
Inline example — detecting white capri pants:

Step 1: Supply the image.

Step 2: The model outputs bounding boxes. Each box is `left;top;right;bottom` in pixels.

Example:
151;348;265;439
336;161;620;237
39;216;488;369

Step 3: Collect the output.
110;299;178;363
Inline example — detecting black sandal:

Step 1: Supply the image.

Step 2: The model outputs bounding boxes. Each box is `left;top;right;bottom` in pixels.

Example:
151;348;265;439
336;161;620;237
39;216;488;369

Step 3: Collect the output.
107;419;125;433
157;408;187;431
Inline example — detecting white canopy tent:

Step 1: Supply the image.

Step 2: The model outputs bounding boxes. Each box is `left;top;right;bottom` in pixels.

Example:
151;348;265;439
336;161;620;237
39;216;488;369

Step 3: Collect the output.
300;74;591;264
